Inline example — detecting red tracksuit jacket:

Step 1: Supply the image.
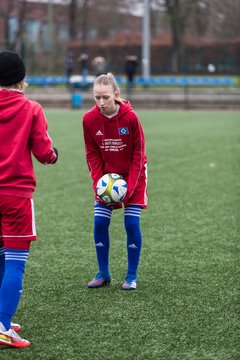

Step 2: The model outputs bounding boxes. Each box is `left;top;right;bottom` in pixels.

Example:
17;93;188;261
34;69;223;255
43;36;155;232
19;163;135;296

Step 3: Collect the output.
0;90;57;198
82;100;147;203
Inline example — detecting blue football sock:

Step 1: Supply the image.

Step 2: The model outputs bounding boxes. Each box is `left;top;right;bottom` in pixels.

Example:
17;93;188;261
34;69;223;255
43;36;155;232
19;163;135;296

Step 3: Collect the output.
0;247;5;289
94;204;112;275
0;249;29;331
124;206;142;278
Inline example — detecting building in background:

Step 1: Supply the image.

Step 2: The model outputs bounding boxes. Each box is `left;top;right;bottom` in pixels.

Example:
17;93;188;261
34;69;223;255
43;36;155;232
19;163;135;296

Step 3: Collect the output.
0;0;239;75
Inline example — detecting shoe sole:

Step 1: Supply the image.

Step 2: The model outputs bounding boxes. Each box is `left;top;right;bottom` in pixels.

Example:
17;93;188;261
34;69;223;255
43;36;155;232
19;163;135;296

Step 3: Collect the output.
122;286;137;290
0;337;30;348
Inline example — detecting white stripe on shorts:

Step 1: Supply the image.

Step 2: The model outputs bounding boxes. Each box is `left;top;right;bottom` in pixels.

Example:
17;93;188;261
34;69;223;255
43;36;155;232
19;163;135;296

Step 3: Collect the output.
31;199;37;236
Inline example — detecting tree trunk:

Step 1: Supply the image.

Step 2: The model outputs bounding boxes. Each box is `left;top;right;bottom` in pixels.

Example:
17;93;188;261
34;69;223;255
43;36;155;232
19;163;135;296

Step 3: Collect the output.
69;0;77;40
166;0;187;73
16;0;26;58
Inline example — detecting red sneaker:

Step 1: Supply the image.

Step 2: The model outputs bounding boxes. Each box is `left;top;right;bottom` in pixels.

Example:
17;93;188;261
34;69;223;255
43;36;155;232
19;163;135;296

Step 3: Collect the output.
11;322;21;332
88;272;111;288
0;323;30;348
122;278;137;290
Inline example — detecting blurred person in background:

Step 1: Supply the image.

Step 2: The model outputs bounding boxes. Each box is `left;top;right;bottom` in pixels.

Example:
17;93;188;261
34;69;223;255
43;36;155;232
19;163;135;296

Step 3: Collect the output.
78;52;89;88
92;56;106;77
64;49;74;86
125;55;138;89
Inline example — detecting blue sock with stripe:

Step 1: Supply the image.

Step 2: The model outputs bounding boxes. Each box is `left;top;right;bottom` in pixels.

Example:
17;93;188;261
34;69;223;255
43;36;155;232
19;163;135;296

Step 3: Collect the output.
94;204;112;276
0;249;29;331
0;247;5;289
124;206;142;279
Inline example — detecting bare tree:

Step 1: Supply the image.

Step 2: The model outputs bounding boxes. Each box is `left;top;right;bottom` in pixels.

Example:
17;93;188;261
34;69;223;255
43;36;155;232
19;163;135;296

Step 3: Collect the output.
15;0;27;58
69;0;77;40
163;0;197;72
0;0;15;49
202;0;240;39
79;0;90;45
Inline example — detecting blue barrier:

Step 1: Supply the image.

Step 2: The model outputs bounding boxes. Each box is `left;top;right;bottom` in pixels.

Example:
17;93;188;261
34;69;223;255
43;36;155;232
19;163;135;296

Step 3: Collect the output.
135;76;233;86
26;75;68;86
26;75;234;87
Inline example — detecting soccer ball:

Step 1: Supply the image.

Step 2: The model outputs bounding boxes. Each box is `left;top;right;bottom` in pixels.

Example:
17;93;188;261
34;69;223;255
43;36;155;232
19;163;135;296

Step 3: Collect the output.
96;173;128;204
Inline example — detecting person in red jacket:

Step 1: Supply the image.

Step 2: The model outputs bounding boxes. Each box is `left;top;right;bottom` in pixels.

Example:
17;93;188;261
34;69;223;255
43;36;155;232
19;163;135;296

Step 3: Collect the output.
82;73;148;290
0;51;58;348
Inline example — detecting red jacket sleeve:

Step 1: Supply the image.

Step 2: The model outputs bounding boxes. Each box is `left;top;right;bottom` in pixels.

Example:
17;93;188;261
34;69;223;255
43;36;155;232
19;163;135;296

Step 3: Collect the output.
82;119;103;191
29;103;57;164
125;113;146;201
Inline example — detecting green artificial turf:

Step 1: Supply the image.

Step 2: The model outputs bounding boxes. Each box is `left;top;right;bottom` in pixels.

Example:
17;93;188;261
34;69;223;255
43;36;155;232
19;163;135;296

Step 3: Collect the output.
1;110;239;359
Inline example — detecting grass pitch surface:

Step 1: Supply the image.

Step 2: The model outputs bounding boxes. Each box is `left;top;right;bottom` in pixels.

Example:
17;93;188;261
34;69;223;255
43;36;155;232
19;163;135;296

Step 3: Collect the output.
1;110;239;359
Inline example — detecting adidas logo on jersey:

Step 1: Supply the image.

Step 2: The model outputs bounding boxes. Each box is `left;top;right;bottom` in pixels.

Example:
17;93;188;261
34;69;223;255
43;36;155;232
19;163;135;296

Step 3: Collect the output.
96;130;103;136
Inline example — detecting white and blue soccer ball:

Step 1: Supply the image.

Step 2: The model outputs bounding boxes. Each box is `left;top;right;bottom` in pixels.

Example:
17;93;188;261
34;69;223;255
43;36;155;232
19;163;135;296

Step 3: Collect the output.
96;173;128;204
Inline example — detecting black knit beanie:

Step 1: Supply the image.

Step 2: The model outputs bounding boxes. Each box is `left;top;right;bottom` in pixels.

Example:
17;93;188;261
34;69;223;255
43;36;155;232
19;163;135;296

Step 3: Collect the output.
0;50;26;86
